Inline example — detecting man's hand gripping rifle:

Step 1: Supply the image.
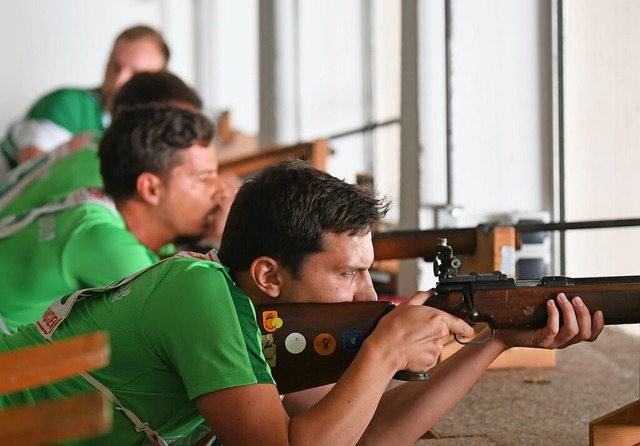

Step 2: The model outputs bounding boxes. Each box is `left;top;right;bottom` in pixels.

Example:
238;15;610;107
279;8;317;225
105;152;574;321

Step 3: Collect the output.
427;238;640;338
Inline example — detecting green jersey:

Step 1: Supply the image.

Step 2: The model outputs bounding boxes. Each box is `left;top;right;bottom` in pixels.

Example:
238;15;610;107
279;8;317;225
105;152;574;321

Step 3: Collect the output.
0;255;274;445
0;133;102;218
0;195;158;333
0;88;106;174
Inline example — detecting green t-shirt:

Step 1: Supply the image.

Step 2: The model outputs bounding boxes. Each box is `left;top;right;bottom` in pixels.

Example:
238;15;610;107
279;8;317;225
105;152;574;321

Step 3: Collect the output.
0;200;158;333
0;135;102;218
0;256;274;445
0;88;106;169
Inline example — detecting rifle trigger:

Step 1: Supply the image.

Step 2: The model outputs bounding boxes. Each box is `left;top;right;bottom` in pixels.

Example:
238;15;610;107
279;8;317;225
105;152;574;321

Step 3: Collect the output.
393;370;429;381
454;327;495;345
462;289;479;323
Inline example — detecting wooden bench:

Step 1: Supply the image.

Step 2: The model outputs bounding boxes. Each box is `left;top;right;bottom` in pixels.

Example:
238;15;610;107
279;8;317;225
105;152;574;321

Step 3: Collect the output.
0;331;111;445
214;110;332;177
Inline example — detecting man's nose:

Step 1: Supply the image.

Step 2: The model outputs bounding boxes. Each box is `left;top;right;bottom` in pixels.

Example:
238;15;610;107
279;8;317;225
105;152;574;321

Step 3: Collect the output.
115;68;134;90
215;175;232;200
353;272;378;302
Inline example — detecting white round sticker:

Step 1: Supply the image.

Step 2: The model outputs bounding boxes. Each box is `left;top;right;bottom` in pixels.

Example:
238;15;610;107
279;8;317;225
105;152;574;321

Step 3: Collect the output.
284;332;307;354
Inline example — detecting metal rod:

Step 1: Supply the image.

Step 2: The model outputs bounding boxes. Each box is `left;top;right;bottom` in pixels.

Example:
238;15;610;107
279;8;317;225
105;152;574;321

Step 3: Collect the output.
511;217;640;233
444;0;453;206
326;117;400;141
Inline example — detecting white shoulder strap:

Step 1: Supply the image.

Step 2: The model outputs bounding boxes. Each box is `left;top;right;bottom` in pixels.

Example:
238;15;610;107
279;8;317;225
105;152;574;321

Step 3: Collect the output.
0;187;117;239
0;132;97;212
34;249;220;445
81;372;169;446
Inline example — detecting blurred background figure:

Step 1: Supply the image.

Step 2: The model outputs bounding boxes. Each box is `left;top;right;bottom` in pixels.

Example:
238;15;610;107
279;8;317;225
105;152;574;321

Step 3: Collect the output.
0;25;169;177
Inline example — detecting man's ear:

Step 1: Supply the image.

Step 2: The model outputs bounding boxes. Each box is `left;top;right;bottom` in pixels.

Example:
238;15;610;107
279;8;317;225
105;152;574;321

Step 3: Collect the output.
136;172;163;206
250;256;284;298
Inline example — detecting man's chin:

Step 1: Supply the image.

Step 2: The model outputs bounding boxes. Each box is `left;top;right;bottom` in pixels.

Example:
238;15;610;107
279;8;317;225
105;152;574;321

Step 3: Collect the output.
173;231;206;247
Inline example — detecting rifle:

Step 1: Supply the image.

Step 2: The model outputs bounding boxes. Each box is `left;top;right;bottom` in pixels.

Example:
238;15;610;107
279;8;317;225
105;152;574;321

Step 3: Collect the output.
372;216;640;261
256;238;640;394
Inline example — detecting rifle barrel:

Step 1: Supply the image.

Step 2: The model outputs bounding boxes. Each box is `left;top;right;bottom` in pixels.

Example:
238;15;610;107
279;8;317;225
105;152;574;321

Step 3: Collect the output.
513;217;640;233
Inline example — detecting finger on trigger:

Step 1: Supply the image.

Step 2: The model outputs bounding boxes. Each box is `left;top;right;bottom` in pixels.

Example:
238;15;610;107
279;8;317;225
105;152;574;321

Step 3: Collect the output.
403;289;435;306
446;315;474;338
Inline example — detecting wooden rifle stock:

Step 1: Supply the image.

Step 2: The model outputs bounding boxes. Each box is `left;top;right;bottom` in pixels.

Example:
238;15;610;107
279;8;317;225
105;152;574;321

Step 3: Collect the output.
255;301;393;394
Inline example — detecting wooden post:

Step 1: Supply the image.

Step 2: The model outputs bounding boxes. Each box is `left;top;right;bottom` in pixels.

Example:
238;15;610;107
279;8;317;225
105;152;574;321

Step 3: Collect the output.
458;226;516;275
309;139;331;172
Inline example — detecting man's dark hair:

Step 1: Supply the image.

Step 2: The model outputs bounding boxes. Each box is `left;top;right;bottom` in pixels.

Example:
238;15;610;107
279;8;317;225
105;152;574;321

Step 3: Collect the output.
99;103;215;202
218;159;389;277
113;71;202;113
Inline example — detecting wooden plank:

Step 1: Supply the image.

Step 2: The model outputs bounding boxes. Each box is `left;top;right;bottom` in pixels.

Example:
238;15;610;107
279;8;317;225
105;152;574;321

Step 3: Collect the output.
219;140;332;177
0;332;109;394
0;392;111;446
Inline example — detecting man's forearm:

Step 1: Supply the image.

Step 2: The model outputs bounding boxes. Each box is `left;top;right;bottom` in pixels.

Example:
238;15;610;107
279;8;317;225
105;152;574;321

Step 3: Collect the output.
289;339;400;445
360;329;507;445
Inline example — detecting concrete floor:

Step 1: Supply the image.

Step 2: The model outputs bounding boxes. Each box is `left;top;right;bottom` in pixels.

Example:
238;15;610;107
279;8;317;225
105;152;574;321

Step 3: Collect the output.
413;326;640;446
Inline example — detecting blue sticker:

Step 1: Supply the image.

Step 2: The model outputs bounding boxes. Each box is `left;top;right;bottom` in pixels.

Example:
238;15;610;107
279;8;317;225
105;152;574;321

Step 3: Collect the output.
343;330;364;352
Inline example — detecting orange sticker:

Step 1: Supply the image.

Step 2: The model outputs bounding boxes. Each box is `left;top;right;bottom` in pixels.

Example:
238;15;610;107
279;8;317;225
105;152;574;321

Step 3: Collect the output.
262;311;283;333
314;333;336;356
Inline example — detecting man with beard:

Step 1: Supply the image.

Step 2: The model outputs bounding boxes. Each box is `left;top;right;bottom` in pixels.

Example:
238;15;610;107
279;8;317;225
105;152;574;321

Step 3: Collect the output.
0;104;228;333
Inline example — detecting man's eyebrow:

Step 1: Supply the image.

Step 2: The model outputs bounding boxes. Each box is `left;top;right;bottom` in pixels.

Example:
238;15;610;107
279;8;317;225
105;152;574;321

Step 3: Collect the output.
194;167;216;175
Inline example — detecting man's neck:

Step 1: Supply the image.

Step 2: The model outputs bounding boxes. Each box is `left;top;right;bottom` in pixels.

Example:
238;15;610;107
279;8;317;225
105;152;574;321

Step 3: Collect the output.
234;271;272;305
96;86;112;113
116;199;172;253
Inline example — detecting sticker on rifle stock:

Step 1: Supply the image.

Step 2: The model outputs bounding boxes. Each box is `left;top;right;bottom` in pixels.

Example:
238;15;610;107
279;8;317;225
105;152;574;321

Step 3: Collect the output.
262;310;283;333
285;332;306;354
313;333;336;356
261;334;276;367
342;330;364;352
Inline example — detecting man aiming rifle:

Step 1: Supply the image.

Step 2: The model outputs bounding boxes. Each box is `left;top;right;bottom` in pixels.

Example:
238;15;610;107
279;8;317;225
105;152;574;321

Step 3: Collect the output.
0;160;602;445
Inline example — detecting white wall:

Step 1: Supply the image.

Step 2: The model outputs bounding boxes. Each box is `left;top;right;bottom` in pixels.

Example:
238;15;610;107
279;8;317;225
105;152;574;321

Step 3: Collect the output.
425;0;552;228
200;0;258;135
8;0;632;283
416;0;552;289
563;0;640;276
